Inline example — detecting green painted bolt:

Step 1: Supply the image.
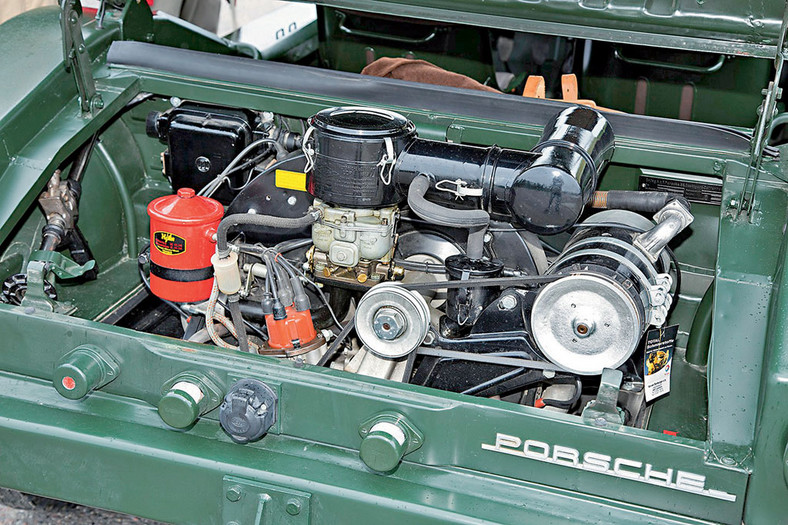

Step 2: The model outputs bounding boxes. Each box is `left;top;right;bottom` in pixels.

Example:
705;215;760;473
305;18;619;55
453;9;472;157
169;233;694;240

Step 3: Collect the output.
53;345;118;400
158;381;204;429
285;499;301;516
225;486;242;502
359;421;408;473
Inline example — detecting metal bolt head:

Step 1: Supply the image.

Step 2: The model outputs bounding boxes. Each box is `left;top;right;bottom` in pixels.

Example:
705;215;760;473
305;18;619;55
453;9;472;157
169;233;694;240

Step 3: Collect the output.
225;486;242;502
572;318;595;338
498;294;517;311
594;417;608;427
372;307;406;340
720;456;736;466
285;499;302;515
195;156;211;173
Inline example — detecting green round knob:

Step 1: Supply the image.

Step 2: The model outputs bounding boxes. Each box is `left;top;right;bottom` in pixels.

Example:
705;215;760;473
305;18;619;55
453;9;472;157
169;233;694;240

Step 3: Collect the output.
359;422;408;473
158;382;204;429
53;345;117;400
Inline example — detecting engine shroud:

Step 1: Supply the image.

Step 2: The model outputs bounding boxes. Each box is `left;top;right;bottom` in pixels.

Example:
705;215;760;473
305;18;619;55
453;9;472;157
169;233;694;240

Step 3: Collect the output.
531;210;673;375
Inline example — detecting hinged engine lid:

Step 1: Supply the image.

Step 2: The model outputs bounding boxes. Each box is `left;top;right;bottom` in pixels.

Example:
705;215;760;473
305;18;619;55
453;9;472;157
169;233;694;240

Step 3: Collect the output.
296;0;786;59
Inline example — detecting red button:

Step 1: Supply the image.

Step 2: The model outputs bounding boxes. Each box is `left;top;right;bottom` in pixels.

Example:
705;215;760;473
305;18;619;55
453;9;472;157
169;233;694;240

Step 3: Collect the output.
62;376;76;391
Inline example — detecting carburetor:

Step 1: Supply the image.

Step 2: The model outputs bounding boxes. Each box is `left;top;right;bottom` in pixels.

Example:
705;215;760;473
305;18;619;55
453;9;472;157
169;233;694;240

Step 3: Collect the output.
304;107;415;285
309;200;399;285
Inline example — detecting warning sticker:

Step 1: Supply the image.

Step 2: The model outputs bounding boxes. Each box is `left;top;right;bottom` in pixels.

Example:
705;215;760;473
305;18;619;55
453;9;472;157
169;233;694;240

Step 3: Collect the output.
275;169;307;192
153;231;186;256
644;324;678;402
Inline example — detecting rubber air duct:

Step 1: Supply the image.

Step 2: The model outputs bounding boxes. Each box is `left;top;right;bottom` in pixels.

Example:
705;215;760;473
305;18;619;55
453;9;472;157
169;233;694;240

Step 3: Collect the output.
303;105;614;234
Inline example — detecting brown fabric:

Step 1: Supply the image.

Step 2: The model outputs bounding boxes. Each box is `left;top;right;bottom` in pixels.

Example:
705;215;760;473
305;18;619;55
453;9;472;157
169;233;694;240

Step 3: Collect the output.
361;57;498;93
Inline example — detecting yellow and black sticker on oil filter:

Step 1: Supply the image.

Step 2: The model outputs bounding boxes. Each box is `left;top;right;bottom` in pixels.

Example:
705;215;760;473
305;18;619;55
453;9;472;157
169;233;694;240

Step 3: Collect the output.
644;324;678;402
153;231;186;256
275;169;307;192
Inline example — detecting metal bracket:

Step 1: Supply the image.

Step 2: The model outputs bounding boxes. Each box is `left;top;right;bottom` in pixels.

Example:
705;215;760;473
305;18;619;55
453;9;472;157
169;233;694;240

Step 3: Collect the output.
646;273;673;326
29;250;95;280
20;261;75;314
735;3;788;219
223;476;311;525
60;0;102;114
582;368;625;426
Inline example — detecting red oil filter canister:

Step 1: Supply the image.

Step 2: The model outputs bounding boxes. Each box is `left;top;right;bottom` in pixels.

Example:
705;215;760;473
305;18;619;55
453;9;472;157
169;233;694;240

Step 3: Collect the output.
147;188;224;303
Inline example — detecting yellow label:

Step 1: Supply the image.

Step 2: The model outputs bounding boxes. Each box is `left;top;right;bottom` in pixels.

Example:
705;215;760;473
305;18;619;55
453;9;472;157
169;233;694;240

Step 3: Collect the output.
275;169;307;192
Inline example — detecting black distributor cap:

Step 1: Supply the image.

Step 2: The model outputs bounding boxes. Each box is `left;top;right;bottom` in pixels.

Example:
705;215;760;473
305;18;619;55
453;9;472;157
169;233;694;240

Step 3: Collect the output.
219;378;277;444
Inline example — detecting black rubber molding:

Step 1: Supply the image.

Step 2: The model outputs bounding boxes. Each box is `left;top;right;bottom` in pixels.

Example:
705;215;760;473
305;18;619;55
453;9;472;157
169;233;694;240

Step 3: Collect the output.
106;41;769;157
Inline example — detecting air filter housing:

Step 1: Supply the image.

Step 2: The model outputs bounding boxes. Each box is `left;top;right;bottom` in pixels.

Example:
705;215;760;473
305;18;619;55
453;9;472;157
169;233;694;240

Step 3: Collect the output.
306;107;416;208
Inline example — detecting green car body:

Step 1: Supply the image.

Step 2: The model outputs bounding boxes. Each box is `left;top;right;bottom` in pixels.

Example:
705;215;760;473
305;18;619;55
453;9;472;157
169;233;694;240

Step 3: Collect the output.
0;1;787;523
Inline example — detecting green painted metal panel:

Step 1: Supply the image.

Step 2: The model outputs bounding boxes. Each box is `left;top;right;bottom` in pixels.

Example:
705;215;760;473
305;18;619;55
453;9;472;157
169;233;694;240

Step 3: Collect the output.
0;372;726;524
0;308;749;523
292;0;785;58
708;168;788;448
2;3;788;524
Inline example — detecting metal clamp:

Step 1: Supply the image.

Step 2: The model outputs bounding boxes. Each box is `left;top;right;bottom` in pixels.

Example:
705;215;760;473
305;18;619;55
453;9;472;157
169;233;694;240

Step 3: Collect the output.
301;125;316;173
435;178;484;200
376;136;396;185
646;273;673;326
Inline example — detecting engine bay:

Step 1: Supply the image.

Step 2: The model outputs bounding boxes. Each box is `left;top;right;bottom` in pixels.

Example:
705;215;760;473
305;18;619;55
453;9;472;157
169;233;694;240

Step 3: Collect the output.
8;93;714;440
9;1;788;521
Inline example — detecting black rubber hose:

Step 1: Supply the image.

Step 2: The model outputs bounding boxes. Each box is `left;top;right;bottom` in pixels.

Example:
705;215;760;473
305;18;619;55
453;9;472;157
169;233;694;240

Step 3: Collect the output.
227;295;251;353
407;175;489;259
686;281;713;366
68;133;98;186
591;190;690;213
316;318;355;367
216;211;319;258
541;377;583;409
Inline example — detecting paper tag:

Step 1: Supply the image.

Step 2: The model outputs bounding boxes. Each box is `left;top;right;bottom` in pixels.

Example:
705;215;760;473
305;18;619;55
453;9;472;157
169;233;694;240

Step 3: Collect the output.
644;324;678;402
